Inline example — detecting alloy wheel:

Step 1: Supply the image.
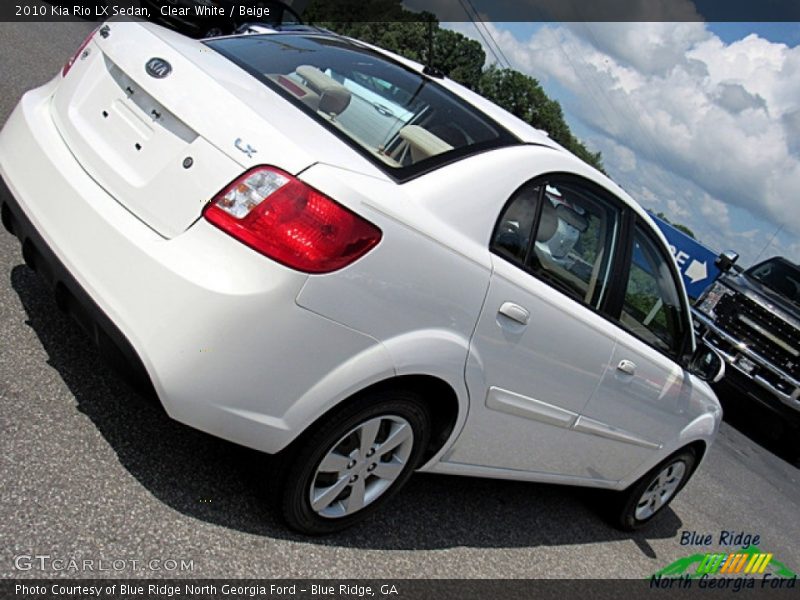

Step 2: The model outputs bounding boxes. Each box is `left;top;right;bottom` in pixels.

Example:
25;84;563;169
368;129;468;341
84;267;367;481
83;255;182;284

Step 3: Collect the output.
309;415;414;518
634;460;687;520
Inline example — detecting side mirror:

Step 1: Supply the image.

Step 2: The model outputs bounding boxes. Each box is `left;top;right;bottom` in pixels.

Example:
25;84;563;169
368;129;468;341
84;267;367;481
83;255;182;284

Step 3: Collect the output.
715;250;739;273
689;344;725;383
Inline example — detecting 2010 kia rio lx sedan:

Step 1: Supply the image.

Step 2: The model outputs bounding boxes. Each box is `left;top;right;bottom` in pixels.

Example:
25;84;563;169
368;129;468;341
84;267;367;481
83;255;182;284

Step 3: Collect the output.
0;21;725;534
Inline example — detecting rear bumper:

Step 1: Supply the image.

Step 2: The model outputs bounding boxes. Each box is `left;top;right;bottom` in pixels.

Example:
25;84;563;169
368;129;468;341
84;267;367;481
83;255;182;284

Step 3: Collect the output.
0;79;394;454
1;173;156;397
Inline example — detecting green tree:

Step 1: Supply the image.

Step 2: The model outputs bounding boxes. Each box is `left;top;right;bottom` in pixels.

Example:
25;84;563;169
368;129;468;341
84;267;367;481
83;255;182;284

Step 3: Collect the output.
478;67;604;172
478;66;561;131
431;28;484;90
673;223;696;239
654;211;696;239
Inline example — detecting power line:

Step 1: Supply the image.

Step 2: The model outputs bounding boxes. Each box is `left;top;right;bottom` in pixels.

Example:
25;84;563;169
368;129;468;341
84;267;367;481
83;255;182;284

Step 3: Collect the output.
465;0;513;69
457;0;501;66
457;0;510;69
555;23;701;213
754;223;784;262
478;19;513;69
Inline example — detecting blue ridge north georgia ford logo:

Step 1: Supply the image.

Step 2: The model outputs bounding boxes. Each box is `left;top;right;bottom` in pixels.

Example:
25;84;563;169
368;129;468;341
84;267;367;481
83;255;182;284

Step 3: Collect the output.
145;58;172;79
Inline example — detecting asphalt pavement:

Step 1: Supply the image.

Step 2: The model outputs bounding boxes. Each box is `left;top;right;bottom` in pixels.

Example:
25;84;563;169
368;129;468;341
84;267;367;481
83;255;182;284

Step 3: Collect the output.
0;20;798;580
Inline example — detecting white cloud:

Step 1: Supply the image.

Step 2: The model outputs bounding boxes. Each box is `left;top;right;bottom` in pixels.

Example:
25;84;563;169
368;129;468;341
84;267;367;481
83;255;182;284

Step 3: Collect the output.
567;22;712;76
605;138;638;172
698;194;731;231
713;82;766;114
451;21;800;264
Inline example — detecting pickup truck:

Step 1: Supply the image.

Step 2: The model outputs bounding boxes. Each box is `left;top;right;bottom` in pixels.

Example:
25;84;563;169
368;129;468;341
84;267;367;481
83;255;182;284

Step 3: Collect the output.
693;254;800;459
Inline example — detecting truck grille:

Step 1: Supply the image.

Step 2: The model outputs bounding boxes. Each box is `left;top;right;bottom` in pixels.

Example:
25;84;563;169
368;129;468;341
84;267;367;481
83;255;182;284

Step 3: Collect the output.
715;293;800;380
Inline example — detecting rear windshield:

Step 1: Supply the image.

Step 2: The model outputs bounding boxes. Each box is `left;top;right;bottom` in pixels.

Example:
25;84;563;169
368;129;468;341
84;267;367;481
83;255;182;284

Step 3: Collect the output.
206;34;519;180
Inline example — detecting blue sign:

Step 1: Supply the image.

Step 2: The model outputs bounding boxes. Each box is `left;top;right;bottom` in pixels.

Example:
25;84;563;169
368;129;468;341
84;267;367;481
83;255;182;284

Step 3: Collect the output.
650;214;721;300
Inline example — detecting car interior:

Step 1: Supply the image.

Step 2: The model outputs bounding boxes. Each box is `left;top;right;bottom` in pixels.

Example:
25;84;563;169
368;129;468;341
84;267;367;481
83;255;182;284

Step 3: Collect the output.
267;64;475;167
493;183;614;309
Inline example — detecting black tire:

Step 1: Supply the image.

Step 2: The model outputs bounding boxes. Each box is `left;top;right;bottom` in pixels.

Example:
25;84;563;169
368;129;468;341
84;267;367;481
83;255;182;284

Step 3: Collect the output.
613;448;697;531
281;390;431;535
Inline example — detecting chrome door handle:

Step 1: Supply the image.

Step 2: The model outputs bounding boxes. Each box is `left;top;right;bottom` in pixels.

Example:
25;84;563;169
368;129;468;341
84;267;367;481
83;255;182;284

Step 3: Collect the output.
498;302;530;325
617;359;637;376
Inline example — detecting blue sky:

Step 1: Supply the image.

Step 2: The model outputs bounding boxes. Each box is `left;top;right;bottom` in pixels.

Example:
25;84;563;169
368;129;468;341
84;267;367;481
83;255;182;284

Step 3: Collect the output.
446;21;800;266
708;22;800;45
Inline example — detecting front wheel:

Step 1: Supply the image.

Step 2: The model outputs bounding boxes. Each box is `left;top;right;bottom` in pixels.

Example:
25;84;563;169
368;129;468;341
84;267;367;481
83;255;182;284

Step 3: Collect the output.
281;391;431;534
614;448;697;530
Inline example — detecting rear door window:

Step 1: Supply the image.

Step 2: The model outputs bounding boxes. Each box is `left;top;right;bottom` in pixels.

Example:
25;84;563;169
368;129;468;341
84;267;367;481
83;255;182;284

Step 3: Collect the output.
491;176;621;310
619;224;689;357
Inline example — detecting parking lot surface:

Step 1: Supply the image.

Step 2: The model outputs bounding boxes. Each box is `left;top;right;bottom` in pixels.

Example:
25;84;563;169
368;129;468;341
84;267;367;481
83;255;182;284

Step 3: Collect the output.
1;21;799;579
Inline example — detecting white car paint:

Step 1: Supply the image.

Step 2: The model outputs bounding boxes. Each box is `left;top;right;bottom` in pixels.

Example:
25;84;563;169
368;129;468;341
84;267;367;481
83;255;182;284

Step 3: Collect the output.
0;20;720;511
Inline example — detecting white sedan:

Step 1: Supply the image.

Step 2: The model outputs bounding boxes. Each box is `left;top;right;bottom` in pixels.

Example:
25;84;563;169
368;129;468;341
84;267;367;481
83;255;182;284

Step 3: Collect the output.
0;21;723;534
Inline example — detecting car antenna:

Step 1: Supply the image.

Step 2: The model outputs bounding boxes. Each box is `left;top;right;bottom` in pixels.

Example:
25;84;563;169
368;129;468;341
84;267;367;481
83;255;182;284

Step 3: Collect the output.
422;17;445;78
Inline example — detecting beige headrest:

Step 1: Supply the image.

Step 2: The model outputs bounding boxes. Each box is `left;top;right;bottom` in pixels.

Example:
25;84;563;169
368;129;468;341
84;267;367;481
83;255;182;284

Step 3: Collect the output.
398;125;453;163
536;201;559;242
296;65;352;116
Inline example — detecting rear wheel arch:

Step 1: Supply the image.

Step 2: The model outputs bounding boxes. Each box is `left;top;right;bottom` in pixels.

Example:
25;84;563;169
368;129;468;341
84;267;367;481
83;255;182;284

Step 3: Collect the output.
285;374;461;465
277;375;460;533
368;375;461;464
614;442;704;530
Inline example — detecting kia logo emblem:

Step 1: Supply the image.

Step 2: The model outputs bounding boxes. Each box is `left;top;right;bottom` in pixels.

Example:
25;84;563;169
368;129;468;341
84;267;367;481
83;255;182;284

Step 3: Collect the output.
145;58;172;79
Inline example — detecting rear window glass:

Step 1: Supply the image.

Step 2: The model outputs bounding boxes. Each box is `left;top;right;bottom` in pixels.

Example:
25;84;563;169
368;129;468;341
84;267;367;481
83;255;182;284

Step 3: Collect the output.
206;34;518;180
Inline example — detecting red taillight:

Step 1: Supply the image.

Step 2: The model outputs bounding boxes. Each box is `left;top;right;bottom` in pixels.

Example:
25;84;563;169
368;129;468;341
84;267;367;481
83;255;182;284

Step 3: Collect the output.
62;27;98;77
204;167;382;274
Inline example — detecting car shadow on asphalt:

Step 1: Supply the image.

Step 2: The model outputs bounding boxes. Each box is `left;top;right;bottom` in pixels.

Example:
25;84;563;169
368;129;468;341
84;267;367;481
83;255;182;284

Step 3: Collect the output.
713;383;799;468
12;264;681;552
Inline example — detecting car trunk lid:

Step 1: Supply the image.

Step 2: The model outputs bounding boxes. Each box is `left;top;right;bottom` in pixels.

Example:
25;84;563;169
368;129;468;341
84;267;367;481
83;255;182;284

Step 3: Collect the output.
50;22;323;238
